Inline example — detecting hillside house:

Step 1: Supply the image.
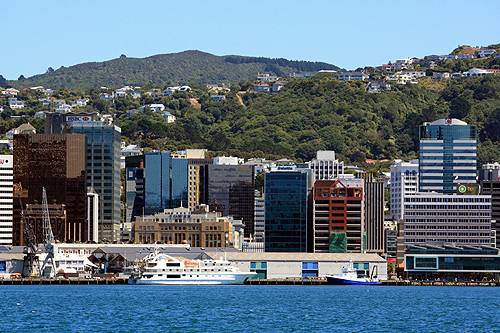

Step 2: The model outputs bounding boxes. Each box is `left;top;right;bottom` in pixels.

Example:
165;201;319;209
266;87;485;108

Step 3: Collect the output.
376;65;394;71
432;72;450;79
38;98;51;105
394;59;413;70
99;93;114;102
211;95;226;102
1;88;19;96
8;98;24;109
426;55;445;61
457;54;475;59
130;91;141;99
443;55;458;61
366;80;391;93
43;89;54;96
401;70;426;77
257;73;278;82
272;81;286;93
114;90;127;98
126;109;139;117
478;49;496;58
254;82;270;92
162;87;178;96
71;99;89;107
161;111;176;123
337;72;369;81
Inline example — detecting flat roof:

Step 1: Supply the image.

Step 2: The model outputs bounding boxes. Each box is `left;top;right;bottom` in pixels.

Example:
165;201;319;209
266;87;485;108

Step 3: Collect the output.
205;252;385;263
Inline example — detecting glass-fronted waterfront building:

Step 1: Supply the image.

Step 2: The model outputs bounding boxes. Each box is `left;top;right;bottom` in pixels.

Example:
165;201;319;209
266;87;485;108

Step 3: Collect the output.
265;167;314;252
405;244;500;279
68;122;121;242
419;118;477;194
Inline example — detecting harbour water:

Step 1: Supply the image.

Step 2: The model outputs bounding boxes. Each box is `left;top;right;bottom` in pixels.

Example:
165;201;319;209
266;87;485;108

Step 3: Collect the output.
2;285;500;332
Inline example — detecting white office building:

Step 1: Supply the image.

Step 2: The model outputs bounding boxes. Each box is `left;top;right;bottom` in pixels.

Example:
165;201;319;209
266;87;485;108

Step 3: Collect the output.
0;156;13;245
310;151;344;180
390;159;419;219
254;195;265;242
403;192;494;248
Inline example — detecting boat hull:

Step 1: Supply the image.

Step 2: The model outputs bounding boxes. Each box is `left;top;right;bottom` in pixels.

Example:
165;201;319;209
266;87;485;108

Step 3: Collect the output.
326;276;381;285
129;272;255;285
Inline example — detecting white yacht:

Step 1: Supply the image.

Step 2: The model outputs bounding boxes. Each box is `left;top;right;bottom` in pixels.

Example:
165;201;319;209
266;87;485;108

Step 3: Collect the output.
128;250;256;285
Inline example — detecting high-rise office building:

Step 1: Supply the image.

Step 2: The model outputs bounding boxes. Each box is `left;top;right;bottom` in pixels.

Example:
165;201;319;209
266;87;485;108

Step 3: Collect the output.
479;163;500;248
13;134;87;245
419;118;477;194
390;160;419;219
205;164;255;239
403;192;494;248
0;156;13;245
309;151;344;180
313;179;364;253
265;167;314;252
125;152;189;221
67;122;121;242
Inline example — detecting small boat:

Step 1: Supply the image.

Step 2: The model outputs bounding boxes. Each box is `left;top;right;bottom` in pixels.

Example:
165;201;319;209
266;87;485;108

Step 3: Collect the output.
326;258;381;285
128;248;256;285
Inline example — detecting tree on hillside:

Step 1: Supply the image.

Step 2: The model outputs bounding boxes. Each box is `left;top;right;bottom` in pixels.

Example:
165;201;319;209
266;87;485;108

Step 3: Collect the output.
0;75;6;86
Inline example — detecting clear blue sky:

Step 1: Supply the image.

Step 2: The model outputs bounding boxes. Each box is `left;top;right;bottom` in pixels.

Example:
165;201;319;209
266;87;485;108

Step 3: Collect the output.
1;0;500;80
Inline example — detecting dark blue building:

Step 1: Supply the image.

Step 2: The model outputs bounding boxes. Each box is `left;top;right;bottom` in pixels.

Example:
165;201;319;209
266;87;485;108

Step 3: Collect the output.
126;152;188;219
264;167;314;252
419;118;477;194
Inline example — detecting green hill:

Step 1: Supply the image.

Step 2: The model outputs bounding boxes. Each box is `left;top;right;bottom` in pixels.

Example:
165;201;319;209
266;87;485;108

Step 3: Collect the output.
8;50;342;90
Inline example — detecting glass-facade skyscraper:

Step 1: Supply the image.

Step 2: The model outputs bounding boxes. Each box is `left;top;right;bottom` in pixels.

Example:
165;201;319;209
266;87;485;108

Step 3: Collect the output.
265;167;314;252
144;152;188;215
419;118;477;194
68;122;121;241
205;164;255;238
125;152;189;220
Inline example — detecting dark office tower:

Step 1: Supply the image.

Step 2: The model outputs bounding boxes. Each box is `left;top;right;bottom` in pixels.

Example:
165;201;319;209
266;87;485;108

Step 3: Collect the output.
364;181;385;254
12;134;87;245
479;163;500;248
265;167;314;252
67;122;121;242
419;118;477;194
207;164;255;238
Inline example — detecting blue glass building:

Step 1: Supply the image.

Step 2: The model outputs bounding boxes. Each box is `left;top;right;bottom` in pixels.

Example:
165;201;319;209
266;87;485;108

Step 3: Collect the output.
419;118;477;194
264;167;314;252
144;152;188;215
126;152;188;218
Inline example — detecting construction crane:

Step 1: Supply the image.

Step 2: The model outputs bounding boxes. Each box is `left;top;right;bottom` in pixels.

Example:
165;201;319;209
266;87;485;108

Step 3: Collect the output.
40;187;56;277
19;192;40;277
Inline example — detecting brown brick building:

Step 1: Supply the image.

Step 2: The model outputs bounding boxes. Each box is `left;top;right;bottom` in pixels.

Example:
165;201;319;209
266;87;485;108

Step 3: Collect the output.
313;179;364;253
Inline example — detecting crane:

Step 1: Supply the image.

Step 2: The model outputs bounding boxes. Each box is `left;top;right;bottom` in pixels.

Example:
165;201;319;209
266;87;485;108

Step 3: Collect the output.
40;187;56;277
19;192;40;277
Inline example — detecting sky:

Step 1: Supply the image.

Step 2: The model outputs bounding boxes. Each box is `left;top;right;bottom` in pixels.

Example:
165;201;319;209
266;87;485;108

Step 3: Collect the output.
1;0;500;80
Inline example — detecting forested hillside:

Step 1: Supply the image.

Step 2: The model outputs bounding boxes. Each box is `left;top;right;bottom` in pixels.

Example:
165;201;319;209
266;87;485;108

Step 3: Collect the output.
7;51;341;90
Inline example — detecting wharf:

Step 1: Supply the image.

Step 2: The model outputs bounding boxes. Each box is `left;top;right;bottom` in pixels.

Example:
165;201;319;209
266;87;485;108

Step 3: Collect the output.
0;277;129;285
246;278;328;285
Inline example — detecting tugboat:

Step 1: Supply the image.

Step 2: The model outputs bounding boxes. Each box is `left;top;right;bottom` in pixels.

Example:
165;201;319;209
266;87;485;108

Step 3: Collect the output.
326;258;381;285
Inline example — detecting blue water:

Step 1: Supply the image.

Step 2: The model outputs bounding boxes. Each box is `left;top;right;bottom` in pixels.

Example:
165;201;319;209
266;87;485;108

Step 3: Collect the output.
1;285;499;332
